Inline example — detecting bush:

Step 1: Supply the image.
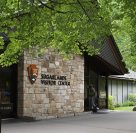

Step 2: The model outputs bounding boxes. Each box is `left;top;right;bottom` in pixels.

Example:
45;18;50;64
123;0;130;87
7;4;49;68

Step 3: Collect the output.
122;93;136;107
115;103;121;107
108;95;115;110
128;93;136;104
122;101;135;107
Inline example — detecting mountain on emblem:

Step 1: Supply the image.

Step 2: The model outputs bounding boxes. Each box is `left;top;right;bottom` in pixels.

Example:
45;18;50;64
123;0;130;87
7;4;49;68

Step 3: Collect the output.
27;64;38;84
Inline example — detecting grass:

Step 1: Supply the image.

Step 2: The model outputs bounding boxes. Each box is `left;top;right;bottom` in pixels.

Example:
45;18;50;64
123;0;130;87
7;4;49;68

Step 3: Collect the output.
114;106;134;111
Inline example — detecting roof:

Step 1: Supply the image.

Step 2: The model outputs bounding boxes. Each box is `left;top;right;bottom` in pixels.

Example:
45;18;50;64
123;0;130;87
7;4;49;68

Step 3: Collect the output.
109;70;136;81
0;32;10;42
0;32;10;53
98;35;128;75
85;35;128;76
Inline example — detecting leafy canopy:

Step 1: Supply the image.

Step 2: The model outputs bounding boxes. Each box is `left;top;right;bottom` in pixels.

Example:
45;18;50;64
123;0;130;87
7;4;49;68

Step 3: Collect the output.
0;0;136;68
109;0;136;70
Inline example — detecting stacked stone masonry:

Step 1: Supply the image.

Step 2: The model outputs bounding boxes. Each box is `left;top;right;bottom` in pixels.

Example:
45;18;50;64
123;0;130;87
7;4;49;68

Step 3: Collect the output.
17;49;84;120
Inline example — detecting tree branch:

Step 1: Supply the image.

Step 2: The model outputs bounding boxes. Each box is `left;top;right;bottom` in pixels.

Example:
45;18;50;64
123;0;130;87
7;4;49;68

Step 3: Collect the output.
77;0;92;22
12;11;31;20
38;0;68;14
48;0;91;5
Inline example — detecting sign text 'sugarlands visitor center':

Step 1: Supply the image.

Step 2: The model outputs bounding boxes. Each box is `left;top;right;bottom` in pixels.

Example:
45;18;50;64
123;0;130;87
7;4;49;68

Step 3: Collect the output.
0;35;128;119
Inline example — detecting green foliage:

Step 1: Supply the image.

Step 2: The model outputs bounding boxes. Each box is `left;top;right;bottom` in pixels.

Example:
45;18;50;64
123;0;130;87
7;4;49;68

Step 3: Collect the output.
108;95;115;110
116;93;136;107
0;0;111;66
114;106;134;111
115;103;121;108
110;0;136;70
128;93;136;104
98;0;136;70
122;101;135;107
0;0;136;67
0;37;4;49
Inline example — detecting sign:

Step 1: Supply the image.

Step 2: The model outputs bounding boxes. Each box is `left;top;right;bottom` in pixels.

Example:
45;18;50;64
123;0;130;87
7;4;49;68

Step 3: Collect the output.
41;74;70;86
27;64;38;84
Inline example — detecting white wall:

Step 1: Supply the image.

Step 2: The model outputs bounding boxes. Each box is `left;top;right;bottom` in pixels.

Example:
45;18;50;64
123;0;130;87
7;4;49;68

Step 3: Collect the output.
108;78;136;105
108;79;112;96
111;79;118;104
133;82;136;93
123;81;128;102
117;80;122;104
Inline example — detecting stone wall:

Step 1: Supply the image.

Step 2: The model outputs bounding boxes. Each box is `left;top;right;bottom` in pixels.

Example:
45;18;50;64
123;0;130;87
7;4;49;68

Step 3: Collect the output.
18;50;84;120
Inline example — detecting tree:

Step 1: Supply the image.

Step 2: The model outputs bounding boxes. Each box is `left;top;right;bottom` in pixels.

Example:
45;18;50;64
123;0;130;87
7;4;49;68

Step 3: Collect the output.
0;0;136;68
109;0;136;70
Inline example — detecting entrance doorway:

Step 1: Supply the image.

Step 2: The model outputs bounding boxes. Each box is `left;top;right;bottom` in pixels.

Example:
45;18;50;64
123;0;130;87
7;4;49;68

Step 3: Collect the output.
0;65;17;118
84;55;108;111
84;57;98;111
84;70;98;111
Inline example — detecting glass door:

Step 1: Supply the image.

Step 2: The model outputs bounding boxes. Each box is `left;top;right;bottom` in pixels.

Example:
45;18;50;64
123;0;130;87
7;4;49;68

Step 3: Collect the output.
98;76;108;109
84;59;98;111
0;65;17;118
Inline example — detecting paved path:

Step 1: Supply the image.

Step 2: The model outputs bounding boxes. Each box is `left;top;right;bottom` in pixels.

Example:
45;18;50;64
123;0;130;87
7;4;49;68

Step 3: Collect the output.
2;112;136;133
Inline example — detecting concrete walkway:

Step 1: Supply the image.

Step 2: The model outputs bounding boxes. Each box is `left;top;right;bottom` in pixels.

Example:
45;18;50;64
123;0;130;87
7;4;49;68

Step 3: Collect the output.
2;112;136;133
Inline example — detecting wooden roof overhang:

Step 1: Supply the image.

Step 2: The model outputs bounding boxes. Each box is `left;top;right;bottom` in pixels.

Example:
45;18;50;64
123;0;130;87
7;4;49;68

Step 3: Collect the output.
85;35;128;76
85;55;126;76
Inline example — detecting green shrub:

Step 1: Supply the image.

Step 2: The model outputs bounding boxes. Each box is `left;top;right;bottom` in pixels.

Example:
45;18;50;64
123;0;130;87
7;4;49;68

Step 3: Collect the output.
128;93;136;104
122;101;135;107
108;95;115;110
115;103;121;107
128;102;135;106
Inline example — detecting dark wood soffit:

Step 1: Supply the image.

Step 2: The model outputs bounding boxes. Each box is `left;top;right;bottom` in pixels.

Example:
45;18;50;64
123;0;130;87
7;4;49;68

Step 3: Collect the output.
86;55;124;76
96;56;124;75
